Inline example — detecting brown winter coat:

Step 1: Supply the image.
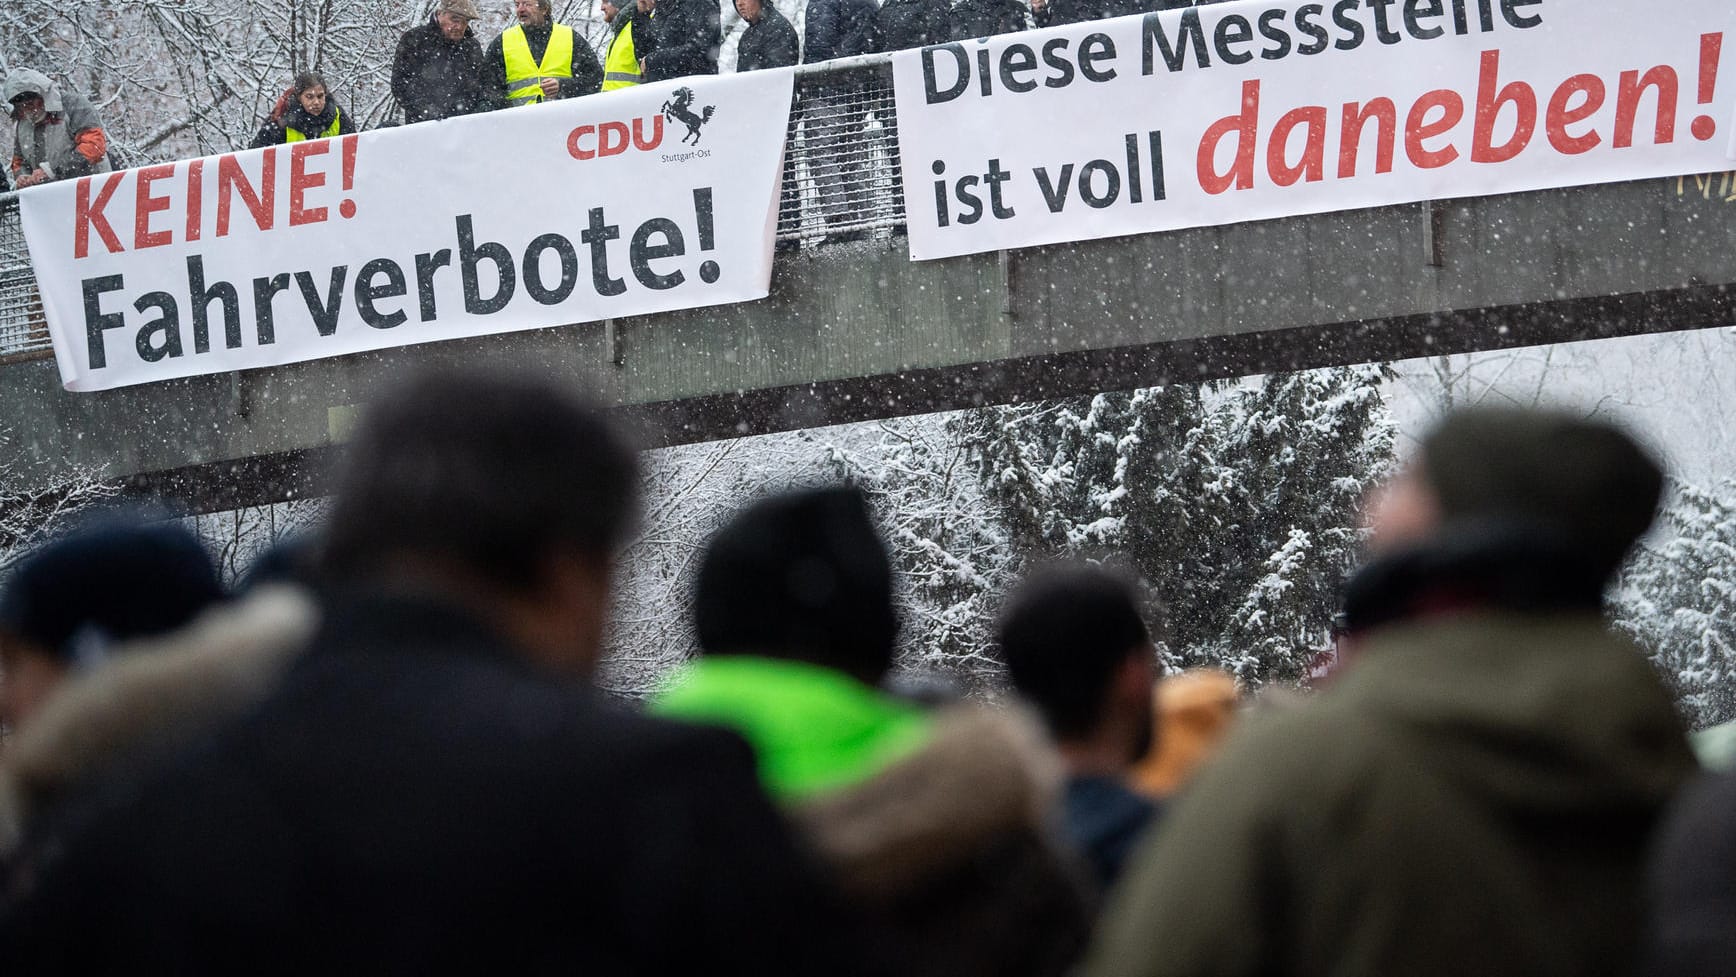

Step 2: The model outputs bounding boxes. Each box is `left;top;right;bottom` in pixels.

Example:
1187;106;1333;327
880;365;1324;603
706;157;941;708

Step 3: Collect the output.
793;706;1094;977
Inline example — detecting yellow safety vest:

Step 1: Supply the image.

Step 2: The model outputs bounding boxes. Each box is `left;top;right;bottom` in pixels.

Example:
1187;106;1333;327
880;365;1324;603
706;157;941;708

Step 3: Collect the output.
285;108;342;142
502;24;576;106
603;21;641;91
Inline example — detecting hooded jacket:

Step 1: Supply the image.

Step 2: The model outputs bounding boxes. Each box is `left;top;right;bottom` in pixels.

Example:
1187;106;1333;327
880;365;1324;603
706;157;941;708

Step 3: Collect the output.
656;656;1094;977
4;68;111;183
392;15;489;124
1082;606;1696;977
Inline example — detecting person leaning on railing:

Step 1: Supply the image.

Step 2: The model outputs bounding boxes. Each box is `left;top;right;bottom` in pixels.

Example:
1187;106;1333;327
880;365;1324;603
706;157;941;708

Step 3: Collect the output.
250;72;357;149
801;0;880;245
4;68;112;189
484;0;602;108
735;0;801;249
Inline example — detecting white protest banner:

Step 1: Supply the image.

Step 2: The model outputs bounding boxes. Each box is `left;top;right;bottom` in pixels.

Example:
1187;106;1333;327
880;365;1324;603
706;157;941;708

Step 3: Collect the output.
18;69;794;392
892;0;1736;261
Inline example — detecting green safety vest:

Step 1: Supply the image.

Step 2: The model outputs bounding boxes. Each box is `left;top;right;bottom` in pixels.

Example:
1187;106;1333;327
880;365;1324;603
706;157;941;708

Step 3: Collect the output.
652;656;933;801
285;108;342;142
502;24;575;106
603;21;641;91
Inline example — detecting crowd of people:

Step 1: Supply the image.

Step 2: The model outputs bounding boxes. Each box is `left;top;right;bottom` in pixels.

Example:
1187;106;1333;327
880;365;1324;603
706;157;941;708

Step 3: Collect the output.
7;0;1200;237
0;365;1730;975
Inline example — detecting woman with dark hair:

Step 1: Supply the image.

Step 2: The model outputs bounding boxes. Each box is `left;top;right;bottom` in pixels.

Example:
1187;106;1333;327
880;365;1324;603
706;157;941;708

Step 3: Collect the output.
249;72;355;148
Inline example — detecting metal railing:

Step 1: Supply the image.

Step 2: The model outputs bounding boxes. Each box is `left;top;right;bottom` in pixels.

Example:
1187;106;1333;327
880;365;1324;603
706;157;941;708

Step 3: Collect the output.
0;194;51;359
0;57;905;362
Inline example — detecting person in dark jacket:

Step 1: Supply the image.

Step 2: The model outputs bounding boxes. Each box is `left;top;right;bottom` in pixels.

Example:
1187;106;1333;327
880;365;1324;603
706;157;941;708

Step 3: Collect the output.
1647;769;1736;977
801;0;880;243
951;0;1028;40
655;486;1094;977
250;72;356;148
638;0;721;82
999;563;1160;894
484;0;602;107
876;0;951;52
0;369;892;977
1033;0;1183;27
1082;407;1697;977
735;0;800;71
734;0;801;249
804;0;880;62
391;0;489;124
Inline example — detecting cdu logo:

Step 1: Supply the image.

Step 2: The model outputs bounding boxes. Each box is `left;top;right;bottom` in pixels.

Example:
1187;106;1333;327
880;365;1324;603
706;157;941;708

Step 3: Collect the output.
661;87;716;146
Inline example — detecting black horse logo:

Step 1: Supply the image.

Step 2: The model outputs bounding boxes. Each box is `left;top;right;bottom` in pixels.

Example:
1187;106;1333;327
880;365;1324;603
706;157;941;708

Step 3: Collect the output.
662;87;716;146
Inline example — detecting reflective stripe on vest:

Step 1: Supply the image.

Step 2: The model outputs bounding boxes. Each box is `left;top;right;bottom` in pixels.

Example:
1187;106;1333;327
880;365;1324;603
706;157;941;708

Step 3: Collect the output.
602;21;640;91
502;24;575;105
285;108;343;142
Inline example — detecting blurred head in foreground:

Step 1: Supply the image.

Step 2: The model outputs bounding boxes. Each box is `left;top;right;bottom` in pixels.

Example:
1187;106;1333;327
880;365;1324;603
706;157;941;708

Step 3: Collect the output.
1347;406;1663;639
319;367;638;681
999;562;1156;773
692;485;898;684
0;517;222;731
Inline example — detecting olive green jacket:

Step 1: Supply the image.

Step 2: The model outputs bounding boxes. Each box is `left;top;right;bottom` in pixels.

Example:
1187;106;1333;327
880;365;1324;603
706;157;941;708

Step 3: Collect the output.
1083;612;1696;977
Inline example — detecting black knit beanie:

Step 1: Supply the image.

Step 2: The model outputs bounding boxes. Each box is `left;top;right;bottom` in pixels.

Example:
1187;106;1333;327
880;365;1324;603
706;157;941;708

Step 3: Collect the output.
1419;407;1663;584
0;519;223;663
693;486;899;684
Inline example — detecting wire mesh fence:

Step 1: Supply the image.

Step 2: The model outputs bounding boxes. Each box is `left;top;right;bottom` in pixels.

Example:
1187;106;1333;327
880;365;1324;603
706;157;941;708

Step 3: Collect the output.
0;58;907;361
0;195;51;359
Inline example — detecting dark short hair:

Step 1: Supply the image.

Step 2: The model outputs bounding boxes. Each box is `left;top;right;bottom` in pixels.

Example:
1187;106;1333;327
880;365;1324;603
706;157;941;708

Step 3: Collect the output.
292;72;328;97
998;563;1152;741
693;486;899;684
320;368;638;592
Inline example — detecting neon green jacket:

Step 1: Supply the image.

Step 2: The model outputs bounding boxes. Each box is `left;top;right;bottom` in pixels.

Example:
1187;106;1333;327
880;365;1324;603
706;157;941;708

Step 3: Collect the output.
652;656;932;801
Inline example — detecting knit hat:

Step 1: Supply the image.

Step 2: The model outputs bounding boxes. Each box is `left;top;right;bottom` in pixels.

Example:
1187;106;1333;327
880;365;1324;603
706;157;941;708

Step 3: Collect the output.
437;0;480;20
693;486;899;684
1418;407;1663;583
0;519;223;665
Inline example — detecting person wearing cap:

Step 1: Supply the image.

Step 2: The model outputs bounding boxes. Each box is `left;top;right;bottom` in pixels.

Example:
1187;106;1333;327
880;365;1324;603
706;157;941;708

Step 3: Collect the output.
392;0;490;124
4;68;110;189
483;0;602;109
0;518;223;734
655;486;1093;977
1082;407;1697;977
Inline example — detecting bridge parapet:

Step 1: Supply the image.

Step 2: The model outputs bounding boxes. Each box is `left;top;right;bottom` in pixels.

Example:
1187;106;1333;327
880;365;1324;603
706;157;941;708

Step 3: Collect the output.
2;57;1734;512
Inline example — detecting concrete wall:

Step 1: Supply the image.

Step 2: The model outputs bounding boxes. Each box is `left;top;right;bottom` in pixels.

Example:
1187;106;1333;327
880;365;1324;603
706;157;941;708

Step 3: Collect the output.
4;174;1734;511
